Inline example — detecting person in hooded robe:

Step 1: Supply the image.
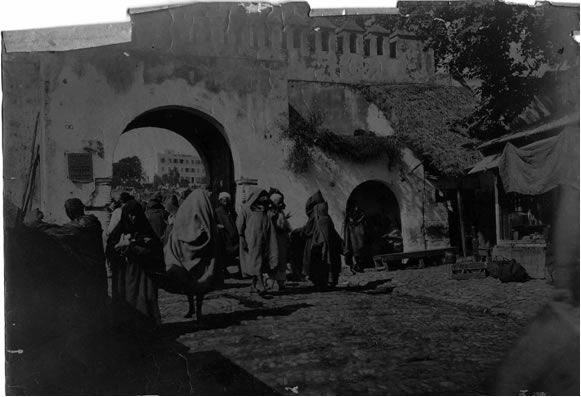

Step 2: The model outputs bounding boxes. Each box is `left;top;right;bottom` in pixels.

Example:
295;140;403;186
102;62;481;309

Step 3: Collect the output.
164;189;223;320
27;199;109;325
300;191;342;290
106;200;164;334
154;194;196;319
145;195;167;240
106;192;133;238
215;192;239;278
342;204;369;273
266;191;291;290
237;187;279;295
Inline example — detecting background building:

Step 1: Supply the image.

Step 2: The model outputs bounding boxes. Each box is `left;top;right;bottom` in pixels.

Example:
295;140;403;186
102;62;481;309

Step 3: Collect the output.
156;150;207;185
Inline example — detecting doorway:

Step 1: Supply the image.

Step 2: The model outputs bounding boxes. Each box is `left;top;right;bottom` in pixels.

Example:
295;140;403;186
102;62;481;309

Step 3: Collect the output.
346;180;403;256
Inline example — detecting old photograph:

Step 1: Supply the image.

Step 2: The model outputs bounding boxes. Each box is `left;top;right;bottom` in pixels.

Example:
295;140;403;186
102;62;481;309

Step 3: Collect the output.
2;0;579;395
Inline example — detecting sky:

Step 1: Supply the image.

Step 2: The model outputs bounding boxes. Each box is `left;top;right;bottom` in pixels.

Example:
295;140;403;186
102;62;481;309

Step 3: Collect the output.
114;128;200;181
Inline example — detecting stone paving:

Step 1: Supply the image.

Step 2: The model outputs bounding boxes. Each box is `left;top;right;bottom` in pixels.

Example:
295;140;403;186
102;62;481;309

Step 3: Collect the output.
147;270;533;395
8;265;561;395
339;264;560;322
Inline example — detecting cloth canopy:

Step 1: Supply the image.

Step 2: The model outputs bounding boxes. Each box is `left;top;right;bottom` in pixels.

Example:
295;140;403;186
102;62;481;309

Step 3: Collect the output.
498;126;579;195
467;154;500;175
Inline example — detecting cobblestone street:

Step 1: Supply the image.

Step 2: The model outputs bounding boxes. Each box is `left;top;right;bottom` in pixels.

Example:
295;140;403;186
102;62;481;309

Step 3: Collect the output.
8;265;563;395
147;266;544;395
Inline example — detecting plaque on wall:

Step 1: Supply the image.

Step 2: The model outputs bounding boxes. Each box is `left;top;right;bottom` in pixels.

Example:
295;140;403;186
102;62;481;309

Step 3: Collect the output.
67;152;93;183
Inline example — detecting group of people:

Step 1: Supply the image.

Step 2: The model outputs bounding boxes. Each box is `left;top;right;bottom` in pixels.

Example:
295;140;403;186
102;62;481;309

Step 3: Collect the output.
236;187;353;294
25;187;371;336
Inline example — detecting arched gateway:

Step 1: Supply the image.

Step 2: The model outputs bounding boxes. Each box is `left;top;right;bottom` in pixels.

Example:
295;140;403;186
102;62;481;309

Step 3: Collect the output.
121;106;235;200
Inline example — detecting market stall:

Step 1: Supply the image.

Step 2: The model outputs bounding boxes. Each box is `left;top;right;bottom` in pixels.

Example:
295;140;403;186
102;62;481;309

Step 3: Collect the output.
468;117;579;279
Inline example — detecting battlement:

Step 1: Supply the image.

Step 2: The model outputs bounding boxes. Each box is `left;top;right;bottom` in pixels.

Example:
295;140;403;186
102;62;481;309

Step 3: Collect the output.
129;2;435;84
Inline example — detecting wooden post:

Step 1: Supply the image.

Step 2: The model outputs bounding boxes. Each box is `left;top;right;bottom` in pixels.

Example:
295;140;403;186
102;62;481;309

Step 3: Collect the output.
457;188;467;258
494;174;501;244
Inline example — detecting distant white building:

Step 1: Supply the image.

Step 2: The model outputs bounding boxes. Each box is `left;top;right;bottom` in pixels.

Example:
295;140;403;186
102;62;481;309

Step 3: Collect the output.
156;150;207;184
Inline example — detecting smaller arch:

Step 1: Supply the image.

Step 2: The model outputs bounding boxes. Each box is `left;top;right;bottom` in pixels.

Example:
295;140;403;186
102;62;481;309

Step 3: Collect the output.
346;180;403;256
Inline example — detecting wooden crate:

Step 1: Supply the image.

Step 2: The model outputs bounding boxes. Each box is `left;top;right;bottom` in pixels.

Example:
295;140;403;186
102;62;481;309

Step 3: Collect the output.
449;261;487;280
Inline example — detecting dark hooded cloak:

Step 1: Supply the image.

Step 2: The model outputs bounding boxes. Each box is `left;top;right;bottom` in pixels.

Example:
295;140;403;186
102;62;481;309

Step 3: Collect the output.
301;191;342;284
236;187;278;277
145;198;167;240
106;200;163;329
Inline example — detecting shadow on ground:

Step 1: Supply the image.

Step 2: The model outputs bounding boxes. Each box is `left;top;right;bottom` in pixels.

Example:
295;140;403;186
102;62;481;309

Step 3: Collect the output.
160;303;311;338
269;279;393;296
4;227;284;395
7;306;291;395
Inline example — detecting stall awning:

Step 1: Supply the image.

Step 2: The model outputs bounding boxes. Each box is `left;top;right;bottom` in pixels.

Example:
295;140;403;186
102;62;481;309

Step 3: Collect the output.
498;126;579;195
468;154;500;174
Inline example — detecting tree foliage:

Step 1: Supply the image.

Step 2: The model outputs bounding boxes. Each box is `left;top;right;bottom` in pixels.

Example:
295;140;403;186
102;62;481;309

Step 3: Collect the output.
393;0;578;138
112;156;144;188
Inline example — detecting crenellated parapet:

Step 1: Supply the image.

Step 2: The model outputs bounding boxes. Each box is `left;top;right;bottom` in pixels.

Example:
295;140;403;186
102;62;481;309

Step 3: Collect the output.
129;1;434;84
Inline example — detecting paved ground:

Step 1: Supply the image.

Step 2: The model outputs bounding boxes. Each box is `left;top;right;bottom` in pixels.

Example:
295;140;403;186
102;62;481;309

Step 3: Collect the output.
146;266;546;395
344;264;560;321
7;265;562;395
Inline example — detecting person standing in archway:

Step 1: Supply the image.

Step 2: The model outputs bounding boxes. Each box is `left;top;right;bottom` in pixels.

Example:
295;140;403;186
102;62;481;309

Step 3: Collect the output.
301;191;342;290
237;187;278;296
343;204;369;273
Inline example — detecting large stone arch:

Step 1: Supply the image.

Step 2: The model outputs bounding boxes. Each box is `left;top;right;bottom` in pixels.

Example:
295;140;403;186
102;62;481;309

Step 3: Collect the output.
121;105;236;199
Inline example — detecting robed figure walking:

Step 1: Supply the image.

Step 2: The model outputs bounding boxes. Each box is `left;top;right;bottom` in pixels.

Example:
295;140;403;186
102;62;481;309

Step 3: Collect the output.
237;187;279;295
300;191;342;290
164;189;223;320
106;200;164;334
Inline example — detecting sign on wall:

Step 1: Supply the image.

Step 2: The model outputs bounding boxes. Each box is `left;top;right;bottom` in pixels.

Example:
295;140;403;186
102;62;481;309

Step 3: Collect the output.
67;152;93;183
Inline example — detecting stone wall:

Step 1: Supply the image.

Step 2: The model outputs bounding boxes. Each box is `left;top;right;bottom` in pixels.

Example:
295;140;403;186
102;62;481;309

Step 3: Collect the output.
2;1;449;252
128;2;434;84
2;57;43;223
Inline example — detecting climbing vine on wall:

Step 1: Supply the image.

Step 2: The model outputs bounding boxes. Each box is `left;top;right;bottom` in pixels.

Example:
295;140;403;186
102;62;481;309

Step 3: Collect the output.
358;84;480;177
280;106;403;174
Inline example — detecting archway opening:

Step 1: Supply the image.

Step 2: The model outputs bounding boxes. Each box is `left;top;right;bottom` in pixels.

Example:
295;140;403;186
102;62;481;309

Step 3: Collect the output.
346;180;403;256
115;106;235;204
